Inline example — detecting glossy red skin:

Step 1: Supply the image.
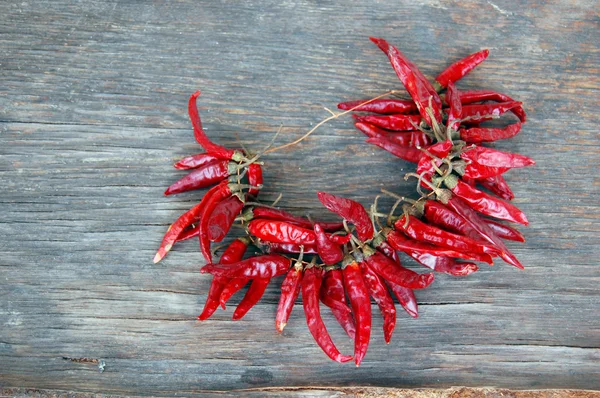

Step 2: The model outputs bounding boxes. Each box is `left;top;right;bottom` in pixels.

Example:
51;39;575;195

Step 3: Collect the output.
220;277;249;308
164;160;231;196
435;49;489;88
478;175;515;201
198;238;248;320
321;270;355;340
484;219;525;242
450;180;529;225
385;229;494;264
343;261;372;366
197;182;234;262
458;90;526;122
461;146;535;169
201;254;290;279
395;215;499;256
366;136;423;164
387;282;419;318
188;91;235;157
317;192;374;242
446;82;462;130
357;114;423;132
175;224;199;242
406;251;479;276
174;153;221;170
365;250;434;290
314;223;344;265
264;242;318;254
248;219;317;245
374;240;400;264
302;267;353;363
461;101;523;123
355;122;431;148
207;195;244;242
251;207;344;231
232;278;270;320
460;122;522;143
361;263;396;344
247;163;263;197
445;196;525;269
275;268;303;332
370;37;443;126
338;98;418;114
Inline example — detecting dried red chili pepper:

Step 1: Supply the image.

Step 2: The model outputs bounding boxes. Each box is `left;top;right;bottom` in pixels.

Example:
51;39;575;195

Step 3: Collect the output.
484;219;525;242
174;153;222;170
356;114;423;132
245;207;344;232
366;136;424;164
477;175;515;201
371;234;400;264
207;194;245;242
261;241;318;254
248;219;316;245
314;223;344;265
164;160;237;196
321;269;356;340
363;246;434;289
458;123;522;143
175;224;199;242
201;254;291;279
460;101;523;123
360;262;396;344
435;49;489;90
275;262;303;333
342;255;371;366
407;251;479;276
302;266;353;363
198;237;249;320
219;277;249;309
232;278;271;320
387;282;419;318
355;122;432;148
458;90;526;122
317;192;374;242
446;82;462;131
337;98;418;114
247;163;263;197
416;140;453;176
460;145;535;169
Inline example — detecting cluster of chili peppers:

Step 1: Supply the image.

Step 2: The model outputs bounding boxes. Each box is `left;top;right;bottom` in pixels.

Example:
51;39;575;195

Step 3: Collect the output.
155;37;533;366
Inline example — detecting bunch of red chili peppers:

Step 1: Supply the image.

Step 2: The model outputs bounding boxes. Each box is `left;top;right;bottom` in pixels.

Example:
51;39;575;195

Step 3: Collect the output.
155;37;533;366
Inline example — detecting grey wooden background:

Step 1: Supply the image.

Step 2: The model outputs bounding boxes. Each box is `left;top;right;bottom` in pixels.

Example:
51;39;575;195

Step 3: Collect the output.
1;0;599;395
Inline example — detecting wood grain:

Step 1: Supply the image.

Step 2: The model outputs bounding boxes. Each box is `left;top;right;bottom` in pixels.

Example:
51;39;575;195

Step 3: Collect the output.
1;0;599;395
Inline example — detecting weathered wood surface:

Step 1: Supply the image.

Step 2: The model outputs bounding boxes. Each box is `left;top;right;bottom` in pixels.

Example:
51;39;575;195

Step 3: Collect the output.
1;0;598;395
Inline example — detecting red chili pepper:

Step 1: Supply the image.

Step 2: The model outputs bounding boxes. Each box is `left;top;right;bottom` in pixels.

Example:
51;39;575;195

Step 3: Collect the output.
458;90;526;122
372;234;400;264
232;278;270;320
485;219;525;243
459;122;522;143
384;228;494;264
460;146;535;169
446;82;462;131
363;246;434;289
207;195;245;242
247;207;344;231
164;160;236;196
355;114;423;131
460;101;523;123
441;176;529;226
197;237;249;320
317;192;374;242
248;219;317;245
370;37;443;126
321;269;356;340
175;224;199;242
314;223;344;265
262;241;318;254
337;98;418;114
247;163;263;197
342;255;371;366
302;266;353;363
174;153;221;170
360;262;396;344
366;136;423;164
416;140;453;176
275;264;303;333
406;251;479;276
219;277;249;309
387;282;419;318
154;181;229;263
355;122;432;148
478;175;515;201
395;215;499;257
201;254;291;279
435;49;490;90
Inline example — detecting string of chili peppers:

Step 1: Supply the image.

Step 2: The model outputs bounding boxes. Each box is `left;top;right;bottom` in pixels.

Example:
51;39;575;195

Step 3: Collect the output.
154;37;534;366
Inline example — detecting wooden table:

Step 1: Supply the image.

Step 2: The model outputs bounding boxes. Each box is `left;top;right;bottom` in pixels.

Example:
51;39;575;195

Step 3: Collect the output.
1;0;598;396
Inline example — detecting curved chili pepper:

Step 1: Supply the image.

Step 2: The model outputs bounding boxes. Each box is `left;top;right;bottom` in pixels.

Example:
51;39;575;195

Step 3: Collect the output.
320;269;356;340
441;176;529;225
435;49;489;90
485;219;525;242
459;123;522;143
164;160;236;196
478;175;515;201
314;223;344;265
207;195;245;242
219;277;249;309
174;153;221;170
342;255;372;366
198;237;249;320
355;122;431;148
337;98;418;114
275;264;303;332
461;145;535;169
366;136;423;164
387;282;419;318
232;278;270;320
247;207;344;231
407;251;479;276
361;262;396;344
302;266;353;363
370;37;443;126
248;219;317;245
175;224;199;242
201;254;291;279
461;101;523;123
446;82;463;131
363;246;434;289
261;241;318;254
317;192;374;242
356;114;423;132
247;163;263;197
384;228;494;264
458;90;526;122
372;234;400;264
